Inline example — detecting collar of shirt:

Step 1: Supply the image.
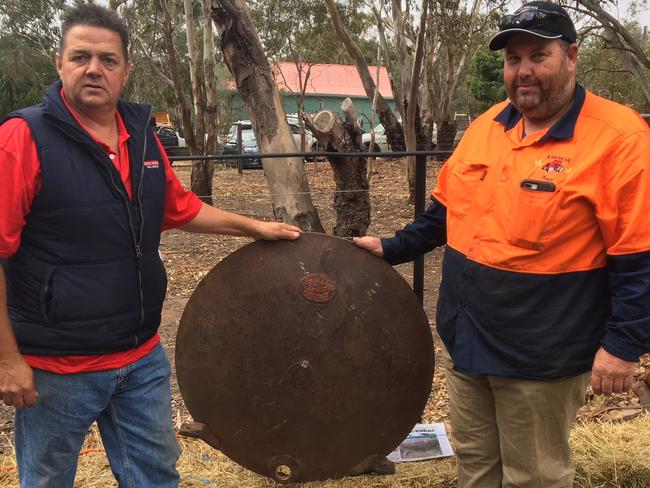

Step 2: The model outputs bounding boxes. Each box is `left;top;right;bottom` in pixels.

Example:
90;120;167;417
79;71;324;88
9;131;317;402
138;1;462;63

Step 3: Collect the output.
59;88;131;154
494;84;586;141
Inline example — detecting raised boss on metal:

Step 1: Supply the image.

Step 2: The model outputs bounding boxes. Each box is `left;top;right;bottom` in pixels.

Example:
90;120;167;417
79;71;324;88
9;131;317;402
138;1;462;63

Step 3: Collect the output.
176;233;434;483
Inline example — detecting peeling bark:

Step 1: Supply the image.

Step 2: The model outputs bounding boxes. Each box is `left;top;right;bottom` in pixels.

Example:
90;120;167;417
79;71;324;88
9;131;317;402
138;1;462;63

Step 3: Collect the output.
210;0;324;232
324;0;404;152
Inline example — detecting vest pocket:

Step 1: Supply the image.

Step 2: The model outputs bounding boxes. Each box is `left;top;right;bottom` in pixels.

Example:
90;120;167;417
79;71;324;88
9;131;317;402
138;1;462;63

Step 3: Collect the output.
446;161;489;219
38;265;57;325
507;186;559;250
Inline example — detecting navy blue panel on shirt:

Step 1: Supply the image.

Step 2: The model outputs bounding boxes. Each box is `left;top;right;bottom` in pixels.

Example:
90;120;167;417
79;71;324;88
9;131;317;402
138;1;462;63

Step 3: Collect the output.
381;198;447;265
437;246;609;380
603;251;650;361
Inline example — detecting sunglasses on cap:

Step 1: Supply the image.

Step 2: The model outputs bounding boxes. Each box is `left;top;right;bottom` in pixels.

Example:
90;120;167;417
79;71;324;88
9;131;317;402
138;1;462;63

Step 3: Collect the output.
498;8;570;31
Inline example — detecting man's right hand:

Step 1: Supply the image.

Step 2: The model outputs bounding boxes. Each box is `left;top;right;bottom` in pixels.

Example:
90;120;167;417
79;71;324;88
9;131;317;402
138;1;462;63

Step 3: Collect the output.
0;353;37;408
353;236;384;258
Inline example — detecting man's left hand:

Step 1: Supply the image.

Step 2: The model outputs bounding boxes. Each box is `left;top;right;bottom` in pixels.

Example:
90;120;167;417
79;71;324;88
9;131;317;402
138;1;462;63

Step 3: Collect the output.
253;222;301;241
591;347;636;396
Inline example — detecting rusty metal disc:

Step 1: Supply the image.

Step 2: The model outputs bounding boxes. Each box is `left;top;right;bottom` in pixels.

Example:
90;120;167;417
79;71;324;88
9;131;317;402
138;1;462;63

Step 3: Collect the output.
176;232;433;483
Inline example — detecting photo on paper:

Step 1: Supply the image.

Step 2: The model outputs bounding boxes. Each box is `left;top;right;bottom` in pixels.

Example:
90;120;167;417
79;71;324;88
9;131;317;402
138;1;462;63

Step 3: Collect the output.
387;423;454;463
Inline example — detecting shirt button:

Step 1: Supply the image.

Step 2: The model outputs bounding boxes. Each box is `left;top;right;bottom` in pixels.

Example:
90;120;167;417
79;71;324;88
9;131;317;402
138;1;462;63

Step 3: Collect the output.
109;154;116;160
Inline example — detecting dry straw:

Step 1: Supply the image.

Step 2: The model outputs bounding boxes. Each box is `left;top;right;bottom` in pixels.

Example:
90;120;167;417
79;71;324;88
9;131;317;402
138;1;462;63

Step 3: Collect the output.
2;414;650;487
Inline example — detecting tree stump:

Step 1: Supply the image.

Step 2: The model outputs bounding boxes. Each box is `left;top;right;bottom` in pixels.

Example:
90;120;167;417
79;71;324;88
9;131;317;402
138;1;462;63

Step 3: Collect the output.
304;99;371;238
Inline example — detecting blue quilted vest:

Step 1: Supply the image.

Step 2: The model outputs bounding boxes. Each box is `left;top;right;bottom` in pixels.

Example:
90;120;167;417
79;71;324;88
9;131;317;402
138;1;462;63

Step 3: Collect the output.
4;81;168;355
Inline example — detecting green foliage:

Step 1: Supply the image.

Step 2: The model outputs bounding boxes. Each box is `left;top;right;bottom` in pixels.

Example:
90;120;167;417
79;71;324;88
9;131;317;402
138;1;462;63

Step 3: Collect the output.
0;0;63;116
0;39;58;116
466;47;506;112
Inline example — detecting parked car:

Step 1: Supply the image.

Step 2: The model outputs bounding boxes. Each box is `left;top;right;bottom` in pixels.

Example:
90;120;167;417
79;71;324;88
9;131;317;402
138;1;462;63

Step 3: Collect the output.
361;123;390;153
153;125;186;149
222;125;263;169
286;115;315;151
222;118;316;169
361;114;470;155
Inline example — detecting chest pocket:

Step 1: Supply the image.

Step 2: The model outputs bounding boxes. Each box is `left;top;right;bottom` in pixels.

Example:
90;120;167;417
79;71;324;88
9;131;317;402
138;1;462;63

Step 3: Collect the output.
507;181;562;250
446;161;489;220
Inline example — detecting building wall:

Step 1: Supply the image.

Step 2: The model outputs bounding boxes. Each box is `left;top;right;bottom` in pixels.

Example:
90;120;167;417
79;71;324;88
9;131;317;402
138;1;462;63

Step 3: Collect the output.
229;93;397;131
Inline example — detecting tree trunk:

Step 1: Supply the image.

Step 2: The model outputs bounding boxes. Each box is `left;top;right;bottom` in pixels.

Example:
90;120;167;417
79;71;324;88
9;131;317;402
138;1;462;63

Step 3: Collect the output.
436;118;457;153
203;4;221;157
304;100;371;237
210;0;323;231
159;0;213;205
404;0;427;203
184;0;206;153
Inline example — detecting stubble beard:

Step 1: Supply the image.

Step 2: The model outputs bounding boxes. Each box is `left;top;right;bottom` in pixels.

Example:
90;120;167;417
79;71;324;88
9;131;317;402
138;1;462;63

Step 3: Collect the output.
507;62;573;122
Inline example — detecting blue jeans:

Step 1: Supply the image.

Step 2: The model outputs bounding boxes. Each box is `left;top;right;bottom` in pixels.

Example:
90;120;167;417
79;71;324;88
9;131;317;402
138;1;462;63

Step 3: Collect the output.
15;344;180;488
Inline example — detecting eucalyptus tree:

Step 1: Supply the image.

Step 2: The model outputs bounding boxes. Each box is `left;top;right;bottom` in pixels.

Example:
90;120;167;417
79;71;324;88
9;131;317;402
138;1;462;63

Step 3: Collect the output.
326;0;509;200
209;0;325;231
566;0;650;107
577;24;649;112
248;0;378;150
114;0;225;203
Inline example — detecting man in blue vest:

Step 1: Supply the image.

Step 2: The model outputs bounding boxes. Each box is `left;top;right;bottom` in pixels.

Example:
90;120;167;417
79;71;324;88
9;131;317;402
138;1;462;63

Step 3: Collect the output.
0;4;300;487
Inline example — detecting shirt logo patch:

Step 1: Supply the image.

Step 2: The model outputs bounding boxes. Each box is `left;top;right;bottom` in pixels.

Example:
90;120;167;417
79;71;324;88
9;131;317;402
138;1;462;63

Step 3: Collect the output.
542;159;565;173
144;160;160;169
536;155;571;174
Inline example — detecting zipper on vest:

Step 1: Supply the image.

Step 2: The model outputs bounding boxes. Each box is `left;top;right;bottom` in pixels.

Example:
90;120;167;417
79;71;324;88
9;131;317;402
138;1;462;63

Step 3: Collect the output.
95;155;146;332
131;108;154;339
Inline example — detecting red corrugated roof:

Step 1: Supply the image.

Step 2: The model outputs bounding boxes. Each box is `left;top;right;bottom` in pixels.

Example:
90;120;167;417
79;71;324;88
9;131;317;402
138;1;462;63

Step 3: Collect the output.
272;61;393;99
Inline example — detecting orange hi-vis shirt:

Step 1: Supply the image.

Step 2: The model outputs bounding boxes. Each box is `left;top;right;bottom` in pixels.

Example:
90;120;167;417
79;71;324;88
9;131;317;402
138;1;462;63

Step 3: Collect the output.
433;88;650;275
375;85;650;379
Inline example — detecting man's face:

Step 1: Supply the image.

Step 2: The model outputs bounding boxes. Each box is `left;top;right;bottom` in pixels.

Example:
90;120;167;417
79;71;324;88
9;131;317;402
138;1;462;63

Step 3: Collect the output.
503;34;577;121
56;25;131;115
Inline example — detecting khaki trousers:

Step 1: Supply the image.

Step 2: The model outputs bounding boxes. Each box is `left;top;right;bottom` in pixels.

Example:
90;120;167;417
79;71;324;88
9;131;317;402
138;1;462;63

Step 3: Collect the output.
443;348;590;488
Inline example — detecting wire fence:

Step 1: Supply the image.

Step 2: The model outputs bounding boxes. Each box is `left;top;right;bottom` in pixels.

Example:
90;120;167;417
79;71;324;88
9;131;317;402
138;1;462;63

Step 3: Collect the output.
163;150;452;303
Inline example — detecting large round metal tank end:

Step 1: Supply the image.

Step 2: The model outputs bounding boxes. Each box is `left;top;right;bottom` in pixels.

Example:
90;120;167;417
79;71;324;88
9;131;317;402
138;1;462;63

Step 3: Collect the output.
176;232;433;483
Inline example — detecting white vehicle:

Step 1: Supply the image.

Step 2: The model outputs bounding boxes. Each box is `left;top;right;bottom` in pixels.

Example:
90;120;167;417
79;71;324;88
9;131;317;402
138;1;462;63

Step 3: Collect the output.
361;123;391;153
227;116;315;152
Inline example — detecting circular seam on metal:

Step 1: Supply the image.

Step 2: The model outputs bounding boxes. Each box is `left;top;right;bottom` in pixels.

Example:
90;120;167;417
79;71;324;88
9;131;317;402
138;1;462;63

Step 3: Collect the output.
176;232;434;483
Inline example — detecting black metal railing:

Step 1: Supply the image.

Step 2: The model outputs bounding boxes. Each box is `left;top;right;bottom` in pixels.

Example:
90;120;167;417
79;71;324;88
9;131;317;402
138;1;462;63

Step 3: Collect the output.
168;149;453;303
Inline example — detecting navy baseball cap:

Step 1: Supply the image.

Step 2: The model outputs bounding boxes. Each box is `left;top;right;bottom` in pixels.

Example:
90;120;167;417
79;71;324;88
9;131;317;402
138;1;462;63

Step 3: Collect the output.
489;1;577;50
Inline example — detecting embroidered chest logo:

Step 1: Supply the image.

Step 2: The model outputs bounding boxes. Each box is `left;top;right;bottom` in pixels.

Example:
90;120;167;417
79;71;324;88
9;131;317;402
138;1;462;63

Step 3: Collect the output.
535;155;571;175
144;160;160;169
542;159;565;173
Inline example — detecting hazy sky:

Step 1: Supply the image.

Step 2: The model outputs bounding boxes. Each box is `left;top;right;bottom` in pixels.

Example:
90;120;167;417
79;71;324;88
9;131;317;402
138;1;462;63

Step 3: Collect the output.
614;0;649;27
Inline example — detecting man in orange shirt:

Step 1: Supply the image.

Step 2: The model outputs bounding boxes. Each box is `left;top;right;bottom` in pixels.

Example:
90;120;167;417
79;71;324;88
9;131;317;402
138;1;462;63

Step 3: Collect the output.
0;4;299;487
356;2;650;487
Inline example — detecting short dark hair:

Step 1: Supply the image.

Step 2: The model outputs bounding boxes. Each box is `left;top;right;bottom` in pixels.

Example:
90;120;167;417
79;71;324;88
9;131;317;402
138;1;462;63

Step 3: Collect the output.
59;2;129;60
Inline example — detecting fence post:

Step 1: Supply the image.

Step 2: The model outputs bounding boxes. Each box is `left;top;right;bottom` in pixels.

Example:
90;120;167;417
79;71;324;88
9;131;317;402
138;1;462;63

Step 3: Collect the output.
236;123;243;175
413;153;426;304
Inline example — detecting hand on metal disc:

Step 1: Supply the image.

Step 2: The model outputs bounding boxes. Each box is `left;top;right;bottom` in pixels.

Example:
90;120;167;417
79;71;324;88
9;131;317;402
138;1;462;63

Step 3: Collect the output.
0;353;37;408
352;236;383;257
591;347;636;396
254;222;301;241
